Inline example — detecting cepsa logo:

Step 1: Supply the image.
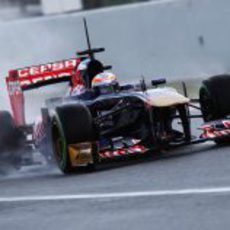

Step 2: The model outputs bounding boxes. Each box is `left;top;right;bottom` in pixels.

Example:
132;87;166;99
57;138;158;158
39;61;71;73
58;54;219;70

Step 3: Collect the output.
17;59;78;86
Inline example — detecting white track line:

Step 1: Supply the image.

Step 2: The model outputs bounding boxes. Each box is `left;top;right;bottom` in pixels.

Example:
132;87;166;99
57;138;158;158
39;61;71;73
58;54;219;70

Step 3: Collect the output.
1;187;230;202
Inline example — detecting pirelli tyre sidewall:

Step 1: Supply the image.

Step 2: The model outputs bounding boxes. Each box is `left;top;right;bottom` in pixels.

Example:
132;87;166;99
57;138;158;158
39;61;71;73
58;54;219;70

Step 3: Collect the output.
51;104;98;174
52;114;68;172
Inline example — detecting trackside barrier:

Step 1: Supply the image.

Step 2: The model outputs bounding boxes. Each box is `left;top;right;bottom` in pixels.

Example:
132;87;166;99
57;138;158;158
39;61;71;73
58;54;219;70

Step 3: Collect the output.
0;0;230;113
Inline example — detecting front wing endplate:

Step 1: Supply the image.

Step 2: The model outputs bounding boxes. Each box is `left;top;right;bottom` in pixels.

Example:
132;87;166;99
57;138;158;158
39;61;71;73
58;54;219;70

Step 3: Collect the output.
68;142;94;167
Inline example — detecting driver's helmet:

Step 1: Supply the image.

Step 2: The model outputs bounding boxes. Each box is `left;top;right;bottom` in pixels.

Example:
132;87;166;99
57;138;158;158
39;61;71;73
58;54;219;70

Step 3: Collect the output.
92;72;119;95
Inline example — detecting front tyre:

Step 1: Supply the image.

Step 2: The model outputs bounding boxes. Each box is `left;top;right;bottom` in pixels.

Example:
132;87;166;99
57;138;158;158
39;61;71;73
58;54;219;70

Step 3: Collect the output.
200;75;230;121
200;75;230;144
52;104;98;174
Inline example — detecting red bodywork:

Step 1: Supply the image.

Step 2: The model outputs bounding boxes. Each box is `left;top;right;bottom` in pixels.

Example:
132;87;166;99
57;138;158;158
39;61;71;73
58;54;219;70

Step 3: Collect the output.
6;58;81;127
200;120;230;139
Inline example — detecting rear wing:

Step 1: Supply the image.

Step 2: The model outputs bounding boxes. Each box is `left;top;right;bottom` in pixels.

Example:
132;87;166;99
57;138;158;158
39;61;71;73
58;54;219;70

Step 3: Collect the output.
6;58;80;126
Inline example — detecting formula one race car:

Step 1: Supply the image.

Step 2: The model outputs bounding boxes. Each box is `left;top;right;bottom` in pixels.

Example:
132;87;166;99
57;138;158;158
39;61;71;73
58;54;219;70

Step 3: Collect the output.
1;19;230;173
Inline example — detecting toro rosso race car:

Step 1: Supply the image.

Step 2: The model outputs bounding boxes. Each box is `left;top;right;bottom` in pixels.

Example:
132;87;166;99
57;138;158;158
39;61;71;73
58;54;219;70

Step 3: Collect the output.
1;19;230;173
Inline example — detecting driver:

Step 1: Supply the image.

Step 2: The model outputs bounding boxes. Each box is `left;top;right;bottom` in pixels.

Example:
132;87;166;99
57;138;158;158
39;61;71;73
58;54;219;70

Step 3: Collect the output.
91;72;119;95
68;57;119;97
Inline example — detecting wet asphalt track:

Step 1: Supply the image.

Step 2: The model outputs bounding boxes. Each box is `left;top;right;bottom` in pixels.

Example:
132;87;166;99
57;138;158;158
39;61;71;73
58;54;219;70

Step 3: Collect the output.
0;112;228;230
0;140;230;230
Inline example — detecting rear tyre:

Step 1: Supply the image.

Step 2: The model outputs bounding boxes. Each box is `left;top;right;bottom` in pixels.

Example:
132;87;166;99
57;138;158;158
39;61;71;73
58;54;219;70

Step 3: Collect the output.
0;111;22;169
0;111;15;148
52;104;98;174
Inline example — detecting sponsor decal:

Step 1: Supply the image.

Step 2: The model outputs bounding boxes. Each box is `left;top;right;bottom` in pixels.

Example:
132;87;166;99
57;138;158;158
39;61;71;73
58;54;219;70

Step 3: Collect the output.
18;59;78;78
8;59;79;87
99;145;148;159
